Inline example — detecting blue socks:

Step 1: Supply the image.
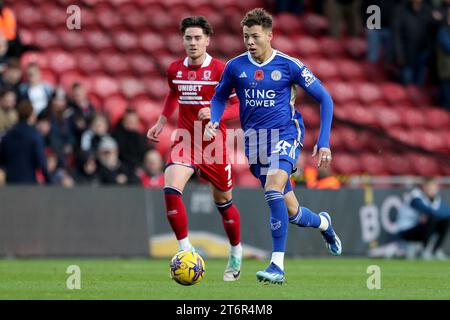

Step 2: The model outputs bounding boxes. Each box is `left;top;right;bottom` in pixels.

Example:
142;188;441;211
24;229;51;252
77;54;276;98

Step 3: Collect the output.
289;206;321;228
265;190;288;253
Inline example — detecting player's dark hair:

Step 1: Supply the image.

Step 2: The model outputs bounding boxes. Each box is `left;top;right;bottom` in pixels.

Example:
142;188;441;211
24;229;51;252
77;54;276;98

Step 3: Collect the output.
17;100;34;121
6;57;20;70
180;16;214;36
241;8;273;30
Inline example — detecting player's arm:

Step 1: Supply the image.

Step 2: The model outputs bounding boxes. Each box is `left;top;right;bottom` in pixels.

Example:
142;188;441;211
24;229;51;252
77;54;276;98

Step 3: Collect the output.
198;93;239;121
204;63;235;140
293;62;334;168
222;93;239;121
147;68;177;142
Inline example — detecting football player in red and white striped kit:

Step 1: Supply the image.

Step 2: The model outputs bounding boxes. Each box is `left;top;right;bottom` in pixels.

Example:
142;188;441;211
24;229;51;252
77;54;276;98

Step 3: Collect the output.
147;16;242;281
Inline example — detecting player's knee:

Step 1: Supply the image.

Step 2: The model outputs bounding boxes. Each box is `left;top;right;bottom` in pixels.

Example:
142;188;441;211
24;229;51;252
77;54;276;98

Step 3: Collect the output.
264;182;285;193
213;191;232;204
164;186;182;195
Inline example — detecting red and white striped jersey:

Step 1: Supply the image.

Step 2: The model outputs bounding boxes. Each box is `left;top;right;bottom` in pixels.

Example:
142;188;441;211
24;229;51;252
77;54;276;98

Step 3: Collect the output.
166;54;237;133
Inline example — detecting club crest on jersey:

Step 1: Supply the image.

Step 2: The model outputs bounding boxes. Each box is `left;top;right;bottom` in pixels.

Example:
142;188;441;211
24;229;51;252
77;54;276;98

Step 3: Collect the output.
254;70;264;81
176;71;182;78
202;70;211;80
188;71;196;81
271;70;282;81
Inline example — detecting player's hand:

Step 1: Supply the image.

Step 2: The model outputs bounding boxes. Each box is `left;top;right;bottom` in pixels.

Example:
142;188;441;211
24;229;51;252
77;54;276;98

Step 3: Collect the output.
198;107;211;121
203;121;219;141
147;118;165;142
312;145;332;168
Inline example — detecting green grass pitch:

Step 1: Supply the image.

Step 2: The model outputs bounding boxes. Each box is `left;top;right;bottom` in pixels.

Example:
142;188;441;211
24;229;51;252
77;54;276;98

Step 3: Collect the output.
1;258;449;299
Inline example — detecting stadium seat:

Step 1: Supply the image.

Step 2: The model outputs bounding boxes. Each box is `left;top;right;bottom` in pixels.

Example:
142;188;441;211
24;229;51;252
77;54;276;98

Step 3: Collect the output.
113;31;139;52
360;153;388;175
166;33;187;55
120;77;147;100
387;127;416;146
139;32;167;54
85;30;114;52
128;55;159;76
273;13;302;35
412;129;447;153
272;35;297;56
329;127;345;151
20;52;49;69
345;37;367;59
333;153;361;174
100;53;130;76
423;107;450;130
18;28;34;46
34;29;60;50
47;51;77;75
375;106;402;129
41;4;67;28
406;85;433;106
122;9;149;30
356;82;383;105
338;127;367;152
346;103;378;127
96;6;124;31
402;107;425;129
91;75;120;100
380;82;409;106
142;77;168;101
76;52;103;75
302;13;329;36
319;37;346;58
103;95;128;127
326;82;357;104
149;10;175;32
337;59;366;81
217;34;243;57
134;99;161;127
300;104;320;128
310;58;340;81
408;153;441;176
386;154;414;175
294;36;321;58
58;29;87;51
16;5;43;29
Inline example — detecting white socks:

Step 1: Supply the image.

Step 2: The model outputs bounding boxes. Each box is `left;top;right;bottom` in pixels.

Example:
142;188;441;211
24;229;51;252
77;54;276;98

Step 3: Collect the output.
270;252;285;271
230;243;242;257
178;237;192;251
318;215;329;231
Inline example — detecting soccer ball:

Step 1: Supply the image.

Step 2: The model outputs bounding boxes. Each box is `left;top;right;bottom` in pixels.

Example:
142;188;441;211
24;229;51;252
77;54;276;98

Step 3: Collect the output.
170;250;205;286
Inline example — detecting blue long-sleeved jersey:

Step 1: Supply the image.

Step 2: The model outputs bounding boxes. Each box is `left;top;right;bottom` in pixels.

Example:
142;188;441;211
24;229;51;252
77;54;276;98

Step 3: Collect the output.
211;50;334;149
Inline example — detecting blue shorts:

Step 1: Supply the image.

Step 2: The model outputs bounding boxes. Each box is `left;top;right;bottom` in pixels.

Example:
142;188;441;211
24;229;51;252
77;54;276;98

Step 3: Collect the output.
248;135;301;194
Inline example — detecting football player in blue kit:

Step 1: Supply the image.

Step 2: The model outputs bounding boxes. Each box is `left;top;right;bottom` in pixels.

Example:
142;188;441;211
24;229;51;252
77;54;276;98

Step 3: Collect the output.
204;8;342;284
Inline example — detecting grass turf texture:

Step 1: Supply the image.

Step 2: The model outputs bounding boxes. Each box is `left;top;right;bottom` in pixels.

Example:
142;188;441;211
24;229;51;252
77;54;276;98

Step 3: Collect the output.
1;258;449;299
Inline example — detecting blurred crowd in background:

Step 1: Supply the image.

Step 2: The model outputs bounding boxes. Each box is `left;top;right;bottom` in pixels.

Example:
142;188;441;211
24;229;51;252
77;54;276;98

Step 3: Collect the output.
0;0;449;188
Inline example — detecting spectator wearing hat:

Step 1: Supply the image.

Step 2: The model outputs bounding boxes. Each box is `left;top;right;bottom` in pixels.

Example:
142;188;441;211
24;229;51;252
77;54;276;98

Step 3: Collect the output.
96;136;139;185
